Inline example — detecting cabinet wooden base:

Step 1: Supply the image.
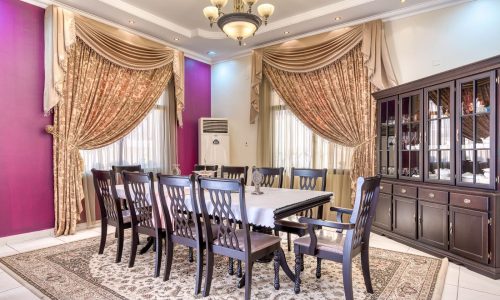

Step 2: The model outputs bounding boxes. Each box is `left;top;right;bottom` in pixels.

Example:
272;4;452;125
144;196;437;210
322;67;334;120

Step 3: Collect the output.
373;227;500;279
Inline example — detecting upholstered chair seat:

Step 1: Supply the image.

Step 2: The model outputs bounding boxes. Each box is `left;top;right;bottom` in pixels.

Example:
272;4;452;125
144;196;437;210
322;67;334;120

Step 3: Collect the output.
294;230;346;254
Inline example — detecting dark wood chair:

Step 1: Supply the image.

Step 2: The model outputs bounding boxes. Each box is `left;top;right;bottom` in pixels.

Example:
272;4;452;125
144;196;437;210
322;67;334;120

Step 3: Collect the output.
91;169;131;263
199;177;282;300
251;167;284;188
221;165;249;185
157;174;216;295
112;165;143;209
293;175;382;300
194;164;218;177
274;168;328;251
122;171;165;277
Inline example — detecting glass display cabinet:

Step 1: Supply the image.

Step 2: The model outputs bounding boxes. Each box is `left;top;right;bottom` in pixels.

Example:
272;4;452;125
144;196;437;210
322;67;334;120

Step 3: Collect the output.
424;82;454;184
456;72;496;189
378;97;398;177
398;91;423;180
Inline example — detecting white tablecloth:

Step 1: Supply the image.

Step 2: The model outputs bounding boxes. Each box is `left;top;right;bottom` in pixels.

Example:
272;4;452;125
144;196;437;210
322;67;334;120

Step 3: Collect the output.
115;185;333;228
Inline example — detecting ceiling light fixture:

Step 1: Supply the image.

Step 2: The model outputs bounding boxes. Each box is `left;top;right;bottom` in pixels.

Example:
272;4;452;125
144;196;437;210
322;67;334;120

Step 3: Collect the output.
207;51;217;56
400;0;406;3
203;0;275;46
128;20;135;24
284;31;290;35
174;37;180;41
334;16;341;21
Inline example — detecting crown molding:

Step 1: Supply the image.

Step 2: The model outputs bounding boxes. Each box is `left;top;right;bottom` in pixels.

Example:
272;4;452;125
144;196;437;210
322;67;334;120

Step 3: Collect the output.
211;0;471;63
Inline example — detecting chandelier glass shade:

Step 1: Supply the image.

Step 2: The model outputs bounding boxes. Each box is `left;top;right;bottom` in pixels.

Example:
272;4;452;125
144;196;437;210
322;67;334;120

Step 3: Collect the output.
203;0;274;45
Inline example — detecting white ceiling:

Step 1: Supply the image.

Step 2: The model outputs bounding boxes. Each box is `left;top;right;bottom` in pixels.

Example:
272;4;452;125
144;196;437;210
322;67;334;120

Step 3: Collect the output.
29;0;463;63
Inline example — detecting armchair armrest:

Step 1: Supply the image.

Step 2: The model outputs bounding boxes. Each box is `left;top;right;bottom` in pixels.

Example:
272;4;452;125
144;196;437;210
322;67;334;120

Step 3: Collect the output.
298;216;355;255
329;207;353;232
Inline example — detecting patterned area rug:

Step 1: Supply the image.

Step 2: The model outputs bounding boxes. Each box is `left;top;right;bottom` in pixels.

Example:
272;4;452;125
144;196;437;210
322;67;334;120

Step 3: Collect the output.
0;234;447;300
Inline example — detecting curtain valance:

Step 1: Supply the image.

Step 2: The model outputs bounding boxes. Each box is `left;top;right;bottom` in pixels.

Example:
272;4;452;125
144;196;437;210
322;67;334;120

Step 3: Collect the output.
43;5;185;126
250;20;397;123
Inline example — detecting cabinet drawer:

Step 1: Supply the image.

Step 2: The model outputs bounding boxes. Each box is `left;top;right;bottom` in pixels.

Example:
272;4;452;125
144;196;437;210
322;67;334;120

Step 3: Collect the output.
418;188;448;204
394;185;417;198
450;193;489;211
380;182;392;194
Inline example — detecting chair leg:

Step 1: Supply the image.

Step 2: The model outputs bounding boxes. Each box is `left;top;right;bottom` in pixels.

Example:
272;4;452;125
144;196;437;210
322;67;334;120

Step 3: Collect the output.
194;247;203;295
228;257;234;275
163;239;174;281
361;248;373;293
274;229;280;236
98;220;107;255
154;232;163;278
115;227;124;263
244;261;253;300
273;250;280;290
188;247;194;263
316;258;322;279
203;251;214;297
114;229;118;238
237;260;242;278
342;258;354;300
128;227;139;268
287;233;291;251
300;253;304;271
294;253;302;294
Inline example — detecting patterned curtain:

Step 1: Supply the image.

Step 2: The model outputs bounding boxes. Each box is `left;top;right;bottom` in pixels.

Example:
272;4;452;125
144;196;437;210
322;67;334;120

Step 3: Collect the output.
264;45;376;202
46;38;172;235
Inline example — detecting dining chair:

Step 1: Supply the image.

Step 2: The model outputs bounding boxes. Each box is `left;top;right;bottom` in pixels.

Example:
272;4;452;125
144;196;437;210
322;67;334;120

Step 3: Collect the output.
122;171;165;277
293;175;382;300
251;167;284;188
274;168;328;251
112;165;143;209
157;174;217;295
198;177;282;300
221;165;249;185
194;164;219;177
91;169;131;263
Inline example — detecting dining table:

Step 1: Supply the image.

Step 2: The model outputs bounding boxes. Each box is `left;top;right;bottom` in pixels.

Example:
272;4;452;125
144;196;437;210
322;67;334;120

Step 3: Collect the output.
115;184;334;283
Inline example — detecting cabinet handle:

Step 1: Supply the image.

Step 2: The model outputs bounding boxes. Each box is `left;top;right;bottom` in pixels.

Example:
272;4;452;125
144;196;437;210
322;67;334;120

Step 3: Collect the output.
419;216;422;224
388;207;391;216
380;186;384;190
429;193;435;198
401;188;407;194
413;214;416;222
463;198;471;204
449;222;453;235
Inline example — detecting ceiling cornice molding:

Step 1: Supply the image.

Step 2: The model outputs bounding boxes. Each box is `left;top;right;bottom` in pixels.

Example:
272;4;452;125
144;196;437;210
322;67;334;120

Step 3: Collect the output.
211;0;471;63
19;0;212;64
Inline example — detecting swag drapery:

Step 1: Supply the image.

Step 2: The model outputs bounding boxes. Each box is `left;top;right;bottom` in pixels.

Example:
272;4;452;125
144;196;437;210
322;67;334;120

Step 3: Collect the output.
44;6;183;235
252;20;397;200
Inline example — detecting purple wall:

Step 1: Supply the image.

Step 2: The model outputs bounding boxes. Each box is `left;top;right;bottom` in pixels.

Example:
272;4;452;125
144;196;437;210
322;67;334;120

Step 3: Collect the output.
177;58;211;175
0;0;54;237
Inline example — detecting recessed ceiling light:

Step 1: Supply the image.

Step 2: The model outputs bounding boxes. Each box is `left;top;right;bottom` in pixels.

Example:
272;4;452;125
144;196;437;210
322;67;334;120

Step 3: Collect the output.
334;16;342;21
400;0;406;3
284;31;290;35
128;20;135;24
207;51;216;56
174;37;180;41
243;42;247;46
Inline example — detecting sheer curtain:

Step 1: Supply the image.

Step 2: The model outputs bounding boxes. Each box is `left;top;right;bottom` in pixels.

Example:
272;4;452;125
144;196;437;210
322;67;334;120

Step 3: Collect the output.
271;90;353;218
80;86;176;225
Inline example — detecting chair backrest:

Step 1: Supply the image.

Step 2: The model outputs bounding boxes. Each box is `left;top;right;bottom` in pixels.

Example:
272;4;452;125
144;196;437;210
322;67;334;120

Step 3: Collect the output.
251;167;284;188
290;168;328;191
112;165;143;184
221;165;249;185
157;174;200;240
198;177;250;254
194;164;218;172
123;171;160;231
91;169;122;224
345;175;382;253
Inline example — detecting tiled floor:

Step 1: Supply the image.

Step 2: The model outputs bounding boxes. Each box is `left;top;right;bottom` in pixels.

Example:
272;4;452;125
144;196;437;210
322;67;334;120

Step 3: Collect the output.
0;228;499;299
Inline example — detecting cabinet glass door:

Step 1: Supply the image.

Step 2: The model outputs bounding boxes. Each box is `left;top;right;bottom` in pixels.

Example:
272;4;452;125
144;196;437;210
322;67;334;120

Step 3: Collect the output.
456;71;496;188
378;98;397;177
399;91;423;180
424;82;454;183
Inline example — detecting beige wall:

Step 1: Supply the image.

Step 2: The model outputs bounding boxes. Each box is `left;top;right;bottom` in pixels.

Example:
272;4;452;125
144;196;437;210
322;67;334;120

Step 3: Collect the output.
211;55;257;168
210;0;500;165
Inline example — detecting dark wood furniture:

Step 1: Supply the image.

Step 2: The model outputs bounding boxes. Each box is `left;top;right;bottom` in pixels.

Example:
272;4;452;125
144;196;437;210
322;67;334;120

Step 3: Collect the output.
221;165;249;185
194;164;218;177
157;174;213;295
251;167;284;188
122;171;165;278
293;176;381;300
274;168;328;251
112;165;143;209
373;55;500;278
198;177;282;300
91;169;131;263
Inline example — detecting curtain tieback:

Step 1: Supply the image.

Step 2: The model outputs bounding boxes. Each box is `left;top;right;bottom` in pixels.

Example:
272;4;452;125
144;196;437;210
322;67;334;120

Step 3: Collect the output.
352;136;377;150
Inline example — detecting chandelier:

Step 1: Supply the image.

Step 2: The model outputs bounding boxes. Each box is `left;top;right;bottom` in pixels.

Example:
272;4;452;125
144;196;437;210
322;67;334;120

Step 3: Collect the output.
203;0;275;45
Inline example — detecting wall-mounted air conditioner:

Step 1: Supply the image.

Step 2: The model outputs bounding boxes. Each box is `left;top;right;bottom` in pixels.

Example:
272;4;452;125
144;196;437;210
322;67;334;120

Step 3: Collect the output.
198;118;230;166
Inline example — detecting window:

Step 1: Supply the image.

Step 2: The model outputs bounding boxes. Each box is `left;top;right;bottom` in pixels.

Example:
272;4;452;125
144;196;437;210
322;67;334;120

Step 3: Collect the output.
80;91;170;173
271;90;352;171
